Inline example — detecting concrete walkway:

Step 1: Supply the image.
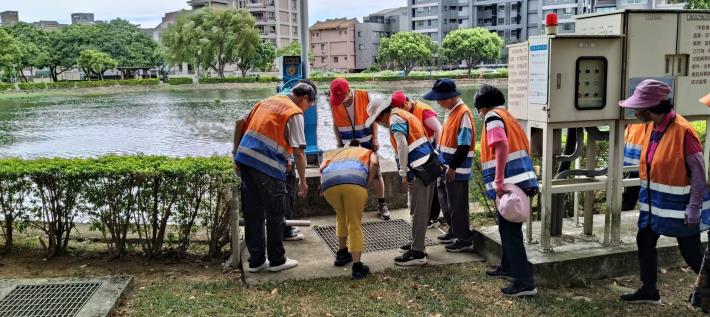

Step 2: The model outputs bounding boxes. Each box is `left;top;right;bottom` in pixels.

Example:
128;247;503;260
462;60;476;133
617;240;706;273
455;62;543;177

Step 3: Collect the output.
243;209;484;284
474;211;709;286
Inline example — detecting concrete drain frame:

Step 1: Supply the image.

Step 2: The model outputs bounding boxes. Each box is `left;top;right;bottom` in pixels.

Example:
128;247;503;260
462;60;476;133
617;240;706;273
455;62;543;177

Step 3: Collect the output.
0;276;133;317
313;219;437;254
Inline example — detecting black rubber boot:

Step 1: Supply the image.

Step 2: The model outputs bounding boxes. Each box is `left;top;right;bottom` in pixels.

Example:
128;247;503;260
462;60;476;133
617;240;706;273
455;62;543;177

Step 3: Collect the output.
351;262;370;280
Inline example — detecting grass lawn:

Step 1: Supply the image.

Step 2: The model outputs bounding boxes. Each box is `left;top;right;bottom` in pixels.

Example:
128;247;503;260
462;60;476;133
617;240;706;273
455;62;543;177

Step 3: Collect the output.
120;263;702;317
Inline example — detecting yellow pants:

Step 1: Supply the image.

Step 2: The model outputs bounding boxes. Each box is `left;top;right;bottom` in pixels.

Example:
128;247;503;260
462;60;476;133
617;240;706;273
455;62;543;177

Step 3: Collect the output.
324;184;368;253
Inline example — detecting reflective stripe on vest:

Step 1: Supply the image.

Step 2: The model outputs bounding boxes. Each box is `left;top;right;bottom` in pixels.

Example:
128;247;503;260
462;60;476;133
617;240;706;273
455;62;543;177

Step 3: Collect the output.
638;114;710;237
480;108;538;199
390;108;434;179
332;89;372;148
235;95;302;181
437;103;475;181
320;147;372;191
624;123;647;166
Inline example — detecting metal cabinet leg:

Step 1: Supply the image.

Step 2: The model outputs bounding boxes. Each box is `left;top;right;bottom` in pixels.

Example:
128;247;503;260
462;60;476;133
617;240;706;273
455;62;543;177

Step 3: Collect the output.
540;126;554;252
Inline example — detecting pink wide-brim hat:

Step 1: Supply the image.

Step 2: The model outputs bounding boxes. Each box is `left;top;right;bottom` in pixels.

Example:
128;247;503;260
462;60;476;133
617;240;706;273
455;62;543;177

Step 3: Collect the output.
496;184;531;223
619;79;672;109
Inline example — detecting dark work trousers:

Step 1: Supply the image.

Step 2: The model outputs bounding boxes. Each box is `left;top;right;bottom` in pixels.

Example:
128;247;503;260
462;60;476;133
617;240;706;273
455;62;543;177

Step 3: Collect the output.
621;171;640;211
437;177;474;242
428;189;441;222
284;169;297;238
239;163;288;268
637;226;703;291
498;212;534;286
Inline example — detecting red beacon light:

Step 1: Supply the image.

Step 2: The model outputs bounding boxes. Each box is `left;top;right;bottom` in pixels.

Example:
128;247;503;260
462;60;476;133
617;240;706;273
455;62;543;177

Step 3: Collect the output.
545;13;559;35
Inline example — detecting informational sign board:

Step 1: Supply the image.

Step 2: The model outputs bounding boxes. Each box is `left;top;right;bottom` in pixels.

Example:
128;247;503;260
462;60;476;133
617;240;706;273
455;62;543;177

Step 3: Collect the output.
528;38;550;105
507;43;529;119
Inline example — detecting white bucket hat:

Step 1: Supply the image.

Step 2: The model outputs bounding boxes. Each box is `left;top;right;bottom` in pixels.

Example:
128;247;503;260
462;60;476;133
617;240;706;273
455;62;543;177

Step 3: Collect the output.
364;95;393;127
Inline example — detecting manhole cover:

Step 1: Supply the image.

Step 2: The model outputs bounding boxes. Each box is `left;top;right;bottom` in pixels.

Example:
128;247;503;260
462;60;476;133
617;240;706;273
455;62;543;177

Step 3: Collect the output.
0;282;101;317
314;219;438;254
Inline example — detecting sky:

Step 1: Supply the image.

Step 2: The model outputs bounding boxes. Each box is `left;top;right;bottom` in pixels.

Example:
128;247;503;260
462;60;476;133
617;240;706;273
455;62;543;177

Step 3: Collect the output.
0;0;405;29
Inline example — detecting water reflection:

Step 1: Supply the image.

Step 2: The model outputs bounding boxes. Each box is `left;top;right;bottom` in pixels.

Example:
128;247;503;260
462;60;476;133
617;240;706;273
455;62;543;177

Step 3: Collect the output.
0;85;503;159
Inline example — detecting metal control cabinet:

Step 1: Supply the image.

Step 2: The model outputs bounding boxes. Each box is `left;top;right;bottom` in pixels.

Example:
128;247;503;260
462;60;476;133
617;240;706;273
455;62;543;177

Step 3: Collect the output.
508;35;623;123
576;10;710;118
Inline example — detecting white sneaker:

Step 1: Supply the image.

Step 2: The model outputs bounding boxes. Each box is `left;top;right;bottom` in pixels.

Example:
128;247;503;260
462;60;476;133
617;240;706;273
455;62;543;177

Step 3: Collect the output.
267;258;298;272
247;260;270;273
284;233;304;241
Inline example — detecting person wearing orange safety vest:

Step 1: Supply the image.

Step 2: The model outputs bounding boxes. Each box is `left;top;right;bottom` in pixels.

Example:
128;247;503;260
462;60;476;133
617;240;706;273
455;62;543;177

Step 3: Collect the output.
320;146;380;280
367;96;437;266
621;123;648;211
390;90;443;228
619;80;710;304
330;78;390;220
232;80;317;274
423;79;475;253
474;84;538;297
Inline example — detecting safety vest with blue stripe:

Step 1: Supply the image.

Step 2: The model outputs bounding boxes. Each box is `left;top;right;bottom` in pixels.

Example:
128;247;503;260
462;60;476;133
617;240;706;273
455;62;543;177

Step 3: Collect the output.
332;89;373;149
389;108;436;181
480;107;538;199
624;123;647;167
320;147;372;192
639;114;710;237
437;102;475;181
235;95;302;181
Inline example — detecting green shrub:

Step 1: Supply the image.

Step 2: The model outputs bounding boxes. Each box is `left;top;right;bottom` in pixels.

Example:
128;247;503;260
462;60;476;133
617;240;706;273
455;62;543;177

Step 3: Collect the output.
120;79;161;86
168;78;194;85
0;156;236;258
46;81;77;89
0;83;15;91
201;77;256;84
18;82;46;90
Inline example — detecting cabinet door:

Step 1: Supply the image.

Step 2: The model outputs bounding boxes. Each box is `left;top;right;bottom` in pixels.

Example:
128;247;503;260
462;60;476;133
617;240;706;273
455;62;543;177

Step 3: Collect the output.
675;12;710;117
625;13;678;98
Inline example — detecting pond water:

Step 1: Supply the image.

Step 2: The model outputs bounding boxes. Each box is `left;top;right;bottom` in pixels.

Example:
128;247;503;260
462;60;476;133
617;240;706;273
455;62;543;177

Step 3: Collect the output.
0;85;505;160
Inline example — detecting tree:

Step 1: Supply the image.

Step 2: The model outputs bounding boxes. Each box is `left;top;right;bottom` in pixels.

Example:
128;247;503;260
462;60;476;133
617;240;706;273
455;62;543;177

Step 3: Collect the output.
686;0;710;9
277;40;314;64
47;24;98;82
237;41;276;77
377;32;435;76
94;19;161;79
0;29;21;82
442;28;504;75
77;49;118;80
162;9;260;78
6;23;50;82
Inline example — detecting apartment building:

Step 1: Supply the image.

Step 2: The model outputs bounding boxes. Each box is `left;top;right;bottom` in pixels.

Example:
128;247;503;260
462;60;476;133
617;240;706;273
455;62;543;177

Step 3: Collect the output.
356;7;410;70
310;19;358;72
188;0;302;48
592;0;683;12
0;11;19;27
71;13;95;25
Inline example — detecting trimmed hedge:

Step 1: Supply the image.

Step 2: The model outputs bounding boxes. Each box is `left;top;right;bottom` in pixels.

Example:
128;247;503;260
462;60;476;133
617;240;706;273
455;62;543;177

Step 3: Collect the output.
0;83;15;91
14;79;161;91
199;76;280;84
168;78;194;85
0;156;236;258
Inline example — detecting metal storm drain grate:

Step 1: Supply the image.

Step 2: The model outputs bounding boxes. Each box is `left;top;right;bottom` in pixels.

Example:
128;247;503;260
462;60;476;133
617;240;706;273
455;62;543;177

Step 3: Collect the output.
314;219;438;254
0;282;101;317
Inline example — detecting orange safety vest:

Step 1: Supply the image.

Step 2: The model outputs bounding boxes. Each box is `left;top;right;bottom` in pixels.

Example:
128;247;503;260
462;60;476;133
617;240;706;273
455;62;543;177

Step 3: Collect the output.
437;102;475;181
331;89;373;148
235;95;302;180
624;123;648;167
320;147;372;191
480;107;538;199
638;113;710;237
389;108;435;180
410;101;436;138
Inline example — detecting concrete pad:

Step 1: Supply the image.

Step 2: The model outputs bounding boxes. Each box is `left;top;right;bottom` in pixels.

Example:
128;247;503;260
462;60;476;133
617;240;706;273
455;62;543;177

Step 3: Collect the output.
0;276;133;317
474;211;708;286
243;209;484;284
